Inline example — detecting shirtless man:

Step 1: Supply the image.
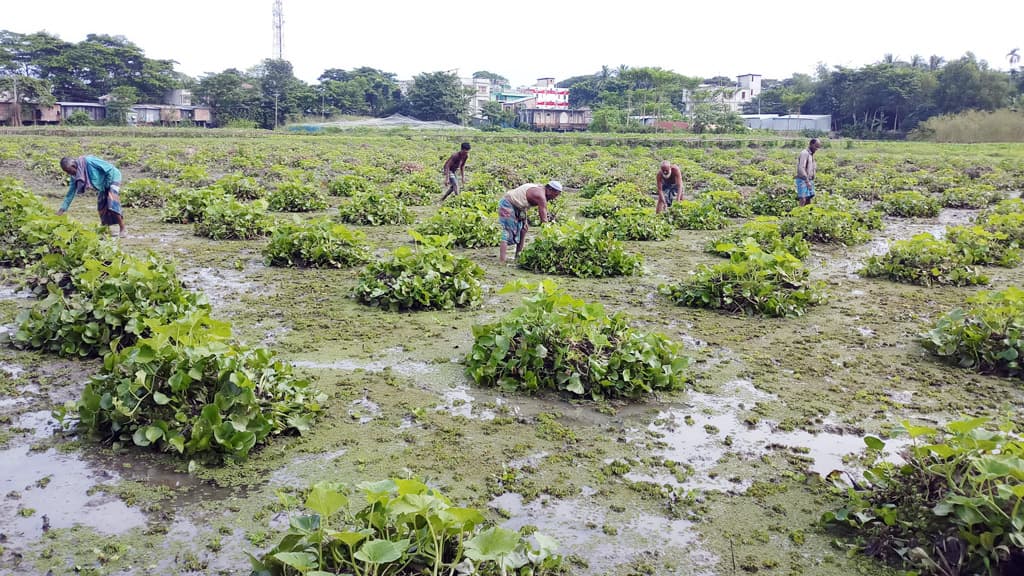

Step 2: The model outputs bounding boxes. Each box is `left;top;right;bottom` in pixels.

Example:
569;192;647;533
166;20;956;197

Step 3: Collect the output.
498;180;562;263
656;160;684;213
440;142;471;201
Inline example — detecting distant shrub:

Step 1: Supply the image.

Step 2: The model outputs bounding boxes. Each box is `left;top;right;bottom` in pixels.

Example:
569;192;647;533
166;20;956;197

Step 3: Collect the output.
697;190;751;217
263;218;370;268
337;191;413;226
268;180;329;212
604;208;674;241
879;190;942;218
161;187;230;224
940;185;1000;208
945;225;1022;267
120;178;172;208
861;233;988;287
194;199;272;240
664;200;728;230
214;173;264;200
327;174;371;197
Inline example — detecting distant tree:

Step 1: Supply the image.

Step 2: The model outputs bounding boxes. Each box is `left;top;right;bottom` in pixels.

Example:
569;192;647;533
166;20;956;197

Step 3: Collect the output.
934;53;1009;114
480;100;514;128
105;85;138;125
404;71;469;123
317;67;401;117
251;59;310;128
0;74;55;126
472;71;508;86
195;68;262;126
703;75;735;87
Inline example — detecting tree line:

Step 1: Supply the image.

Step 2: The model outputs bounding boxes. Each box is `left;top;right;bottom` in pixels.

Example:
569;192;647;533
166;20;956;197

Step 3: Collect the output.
2;29;1021;133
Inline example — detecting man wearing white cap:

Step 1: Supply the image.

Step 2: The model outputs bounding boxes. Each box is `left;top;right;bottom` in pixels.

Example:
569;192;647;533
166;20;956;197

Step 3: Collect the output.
498;180;563;264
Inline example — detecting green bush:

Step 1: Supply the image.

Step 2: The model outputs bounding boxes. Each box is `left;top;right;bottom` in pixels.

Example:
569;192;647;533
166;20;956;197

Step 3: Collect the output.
0;178;52;265
664;200;728;230
213;173;264;200
194;198;272;240
442;190;499;212
467;280;688;398
824;418;1024;576
879;190;942;217
161;187;230;224
268;180;330;212
337;191;413;226
921;287;1024;376
252;478;561;576
13;253;206;357
983;198;1024;216
661;239;825;317
749;187;798;216
580;192;648;219
263;217;371;268
707;217;810;260
814;193;884;230
120;178;172;208
176;165;211;187
604;208;674;241
861;233;988;287
69;312;321;461
945;225;1022;267
354;233;483;311
415;207;500;248
940;185;999;208
326;174;370;197
465;171;505;195
978;211;1024;244
518;221;642;278
386;173;441;206
697;190;751;217
781;205;874;245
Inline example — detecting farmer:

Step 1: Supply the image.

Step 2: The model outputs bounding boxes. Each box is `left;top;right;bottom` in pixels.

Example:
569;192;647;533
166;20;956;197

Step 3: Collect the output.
440;142;471;201
498;180;562;264
795;138;821;206
57;155;126;237
655;160;684;213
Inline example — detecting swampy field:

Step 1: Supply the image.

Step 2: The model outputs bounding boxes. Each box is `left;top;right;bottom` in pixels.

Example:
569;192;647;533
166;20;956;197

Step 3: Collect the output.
0;131;1022;576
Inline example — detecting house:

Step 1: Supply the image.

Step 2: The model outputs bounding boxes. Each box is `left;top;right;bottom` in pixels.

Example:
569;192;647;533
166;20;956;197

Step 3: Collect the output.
741;114;831;132
129;103;211;127
59;102;107;122
681;73;762;113
508;78;590;131
0;100;61;125
516;107;592;131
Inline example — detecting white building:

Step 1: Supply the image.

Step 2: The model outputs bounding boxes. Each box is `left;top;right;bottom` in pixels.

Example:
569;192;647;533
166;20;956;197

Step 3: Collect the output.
681;73;762;113
741;114;831;132
526;77;569;110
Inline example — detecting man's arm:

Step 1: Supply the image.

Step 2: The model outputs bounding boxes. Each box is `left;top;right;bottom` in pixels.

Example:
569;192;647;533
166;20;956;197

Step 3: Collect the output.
58;179;83;214
796;151;809;180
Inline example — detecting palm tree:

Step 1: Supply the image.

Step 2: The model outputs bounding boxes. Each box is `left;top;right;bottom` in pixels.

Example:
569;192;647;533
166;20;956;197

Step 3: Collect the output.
1008;48;1021;69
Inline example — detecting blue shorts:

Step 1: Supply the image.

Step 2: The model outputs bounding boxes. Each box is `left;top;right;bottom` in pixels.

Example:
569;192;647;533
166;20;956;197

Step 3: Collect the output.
795;178;814;199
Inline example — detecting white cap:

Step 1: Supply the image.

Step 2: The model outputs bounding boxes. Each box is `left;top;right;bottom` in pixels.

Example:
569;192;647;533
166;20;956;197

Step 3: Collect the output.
547;180;563;192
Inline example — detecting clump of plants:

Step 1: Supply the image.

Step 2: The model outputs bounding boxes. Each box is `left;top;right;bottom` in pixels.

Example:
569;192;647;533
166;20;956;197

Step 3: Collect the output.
252;478;561;576
12;253;206;357
213;173;263;200
327;174;370;197
354;232;483;311
263;217;371;268
706;217;810;260
65;312;321;461
977;212;1024;244
824;418;1024;576
664;200;728;230
940;185;999;209
749;186;798;216
337;191;413;226
879;190;942;218
194;198;272;240
604;208;674;241
443;190;499;212
580;186;650;218
781;204;874;245
921;287;1024;376
517;221;642;278
467;280;688;398
415;207;500;248
161;187;230;224
945;225;1022;267
119;178;172;208
268;180;330;212
861;234;988;287
661;239;825;317
697;190;752;217
386;173;440;206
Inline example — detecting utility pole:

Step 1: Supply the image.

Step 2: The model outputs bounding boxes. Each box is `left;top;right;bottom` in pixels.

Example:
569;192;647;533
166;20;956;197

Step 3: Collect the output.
274;92;279;129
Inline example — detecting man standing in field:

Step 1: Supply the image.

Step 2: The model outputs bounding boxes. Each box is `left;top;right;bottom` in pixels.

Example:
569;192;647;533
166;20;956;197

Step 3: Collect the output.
57;155;127;237
655;160;684;213
796;138;821;206
498;180;562;264
440;142;471;201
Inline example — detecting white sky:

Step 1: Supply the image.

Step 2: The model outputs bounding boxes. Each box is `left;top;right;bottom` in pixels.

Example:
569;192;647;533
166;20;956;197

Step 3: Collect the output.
6;0;1022;87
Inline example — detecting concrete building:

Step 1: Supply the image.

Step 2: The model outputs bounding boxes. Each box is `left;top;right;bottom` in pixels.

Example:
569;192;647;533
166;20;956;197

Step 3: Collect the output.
741;114;831;132
681;73;762;113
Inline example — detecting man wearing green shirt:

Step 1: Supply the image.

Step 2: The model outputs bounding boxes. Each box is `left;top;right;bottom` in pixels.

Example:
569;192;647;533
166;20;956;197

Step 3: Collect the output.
58;155;126;237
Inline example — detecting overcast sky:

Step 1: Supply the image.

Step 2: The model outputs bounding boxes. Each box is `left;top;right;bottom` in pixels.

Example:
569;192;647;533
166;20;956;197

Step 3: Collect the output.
6;0;1021;87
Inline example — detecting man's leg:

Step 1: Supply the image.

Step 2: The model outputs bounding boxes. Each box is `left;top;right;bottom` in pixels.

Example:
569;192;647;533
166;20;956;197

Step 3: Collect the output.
499;241;508;264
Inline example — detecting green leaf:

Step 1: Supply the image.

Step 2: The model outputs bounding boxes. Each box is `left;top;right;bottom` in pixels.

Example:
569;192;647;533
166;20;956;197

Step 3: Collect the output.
465;526;521;561
354;539;407;564
273;552;318;572
305;484;347;518
864;436;885;451
152;391;171;405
